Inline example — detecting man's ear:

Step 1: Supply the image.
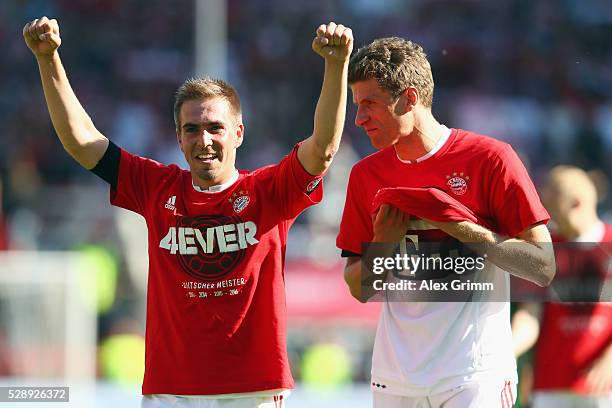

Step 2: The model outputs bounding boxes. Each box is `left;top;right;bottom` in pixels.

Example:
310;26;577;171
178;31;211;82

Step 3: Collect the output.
397;87;419;114
235;124;244;148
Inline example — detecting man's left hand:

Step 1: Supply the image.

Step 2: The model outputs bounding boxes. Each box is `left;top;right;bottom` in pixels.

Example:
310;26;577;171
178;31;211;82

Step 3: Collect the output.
312;22;353;63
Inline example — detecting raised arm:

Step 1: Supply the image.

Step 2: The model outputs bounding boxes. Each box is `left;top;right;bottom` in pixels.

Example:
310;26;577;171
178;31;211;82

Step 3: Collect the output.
23;17;108;169
297;22;353;176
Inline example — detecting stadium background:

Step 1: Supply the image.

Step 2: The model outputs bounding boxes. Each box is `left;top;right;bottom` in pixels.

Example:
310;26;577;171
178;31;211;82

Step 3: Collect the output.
0;0;611;406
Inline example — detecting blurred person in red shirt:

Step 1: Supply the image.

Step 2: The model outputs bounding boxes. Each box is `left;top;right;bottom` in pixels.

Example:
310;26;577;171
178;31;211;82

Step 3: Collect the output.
513;165;612;407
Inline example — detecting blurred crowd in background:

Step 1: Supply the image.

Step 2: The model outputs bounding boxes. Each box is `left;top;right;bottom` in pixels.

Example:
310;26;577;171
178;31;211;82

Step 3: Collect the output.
0;0;611;404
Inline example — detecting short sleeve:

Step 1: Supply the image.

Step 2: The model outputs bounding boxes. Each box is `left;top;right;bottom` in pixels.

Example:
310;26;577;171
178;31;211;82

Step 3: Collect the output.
488;145;550;237
336;165;373;255
270;144;324;220
110;149;176;216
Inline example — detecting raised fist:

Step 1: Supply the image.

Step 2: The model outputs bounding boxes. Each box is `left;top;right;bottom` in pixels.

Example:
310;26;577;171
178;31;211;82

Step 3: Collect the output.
312;22;353;63
23;17;61;58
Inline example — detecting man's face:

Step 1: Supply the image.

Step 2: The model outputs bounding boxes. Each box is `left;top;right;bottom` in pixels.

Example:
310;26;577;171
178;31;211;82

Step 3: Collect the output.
542;184;573;234
176;97;243;187
351;79;405;149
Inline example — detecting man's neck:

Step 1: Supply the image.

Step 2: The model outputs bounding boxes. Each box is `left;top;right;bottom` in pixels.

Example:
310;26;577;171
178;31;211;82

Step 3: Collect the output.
394;112;445;162
192;170;239;193
565;215;602;241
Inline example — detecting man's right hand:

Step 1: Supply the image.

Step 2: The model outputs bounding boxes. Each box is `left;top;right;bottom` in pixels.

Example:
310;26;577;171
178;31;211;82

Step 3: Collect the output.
23;17;61;58
372;204;411;243
344;204;410;303
22;16;109;170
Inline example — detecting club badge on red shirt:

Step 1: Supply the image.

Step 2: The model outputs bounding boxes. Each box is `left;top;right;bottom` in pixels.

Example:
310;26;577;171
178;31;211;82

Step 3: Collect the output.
446;172;470;195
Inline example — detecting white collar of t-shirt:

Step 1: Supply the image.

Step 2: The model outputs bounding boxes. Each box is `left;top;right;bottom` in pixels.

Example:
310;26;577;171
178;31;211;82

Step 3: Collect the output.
191;170;239;193
395;125;451;164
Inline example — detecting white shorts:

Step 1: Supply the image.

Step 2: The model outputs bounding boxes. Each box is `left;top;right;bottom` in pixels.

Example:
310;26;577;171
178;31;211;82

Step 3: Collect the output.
141;393;287;408
373;380;516;408
532;391;612;408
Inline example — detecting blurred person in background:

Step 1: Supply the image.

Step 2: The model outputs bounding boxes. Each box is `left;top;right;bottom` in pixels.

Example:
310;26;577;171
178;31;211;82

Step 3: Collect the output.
337;36;555;407
513;165;612;408
0;180;7;250
24;15;353;408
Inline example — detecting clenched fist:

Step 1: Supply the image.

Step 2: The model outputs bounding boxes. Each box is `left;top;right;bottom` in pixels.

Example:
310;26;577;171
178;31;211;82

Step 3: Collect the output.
23;17;61;58
312;22;353;63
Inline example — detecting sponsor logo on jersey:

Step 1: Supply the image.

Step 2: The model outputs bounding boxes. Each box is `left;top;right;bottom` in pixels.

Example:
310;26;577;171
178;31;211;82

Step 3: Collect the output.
446;172;470;195
158;214;258;280
228;191;250;213
164;195;176;210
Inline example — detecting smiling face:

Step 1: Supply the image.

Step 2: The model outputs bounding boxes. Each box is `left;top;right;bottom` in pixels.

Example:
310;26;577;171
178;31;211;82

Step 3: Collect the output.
176;97;243;188
351;79;409;149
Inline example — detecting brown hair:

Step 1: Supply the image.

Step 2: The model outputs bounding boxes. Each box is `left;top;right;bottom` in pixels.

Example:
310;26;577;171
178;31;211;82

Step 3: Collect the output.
348;37;434;107
174;77;242;129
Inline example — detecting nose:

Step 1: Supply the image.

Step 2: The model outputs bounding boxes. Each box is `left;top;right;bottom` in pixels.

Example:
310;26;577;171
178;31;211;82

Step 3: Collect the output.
200;130;214;147
355;106;368;127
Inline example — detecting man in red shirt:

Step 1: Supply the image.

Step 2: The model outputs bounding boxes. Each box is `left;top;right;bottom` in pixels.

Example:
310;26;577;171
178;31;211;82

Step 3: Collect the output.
24;16;353;407
337;37;556;407
513;165;612;407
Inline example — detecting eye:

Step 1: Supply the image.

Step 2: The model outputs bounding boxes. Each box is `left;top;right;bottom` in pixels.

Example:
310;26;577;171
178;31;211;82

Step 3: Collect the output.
209;124;224;133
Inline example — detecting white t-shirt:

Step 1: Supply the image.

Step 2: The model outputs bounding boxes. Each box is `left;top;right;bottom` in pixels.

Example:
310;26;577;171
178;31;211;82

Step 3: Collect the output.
371;260;517;396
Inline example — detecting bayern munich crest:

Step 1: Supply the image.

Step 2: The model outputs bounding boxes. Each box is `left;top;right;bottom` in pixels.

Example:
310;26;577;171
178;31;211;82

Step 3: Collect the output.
446;172;470;195
229;190;250;213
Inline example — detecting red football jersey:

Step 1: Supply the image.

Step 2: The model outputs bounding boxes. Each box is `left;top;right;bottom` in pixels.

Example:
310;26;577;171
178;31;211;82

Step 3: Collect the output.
533;224;612;394
337;128;549;255
110;144;322;395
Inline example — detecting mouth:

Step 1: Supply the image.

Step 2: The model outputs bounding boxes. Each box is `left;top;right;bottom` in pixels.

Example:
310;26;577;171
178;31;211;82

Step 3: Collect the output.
195;153;219;164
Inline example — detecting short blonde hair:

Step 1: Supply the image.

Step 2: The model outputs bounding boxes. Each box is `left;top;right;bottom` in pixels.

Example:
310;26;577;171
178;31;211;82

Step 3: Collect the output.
547;165;598;206
174;77;242;129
